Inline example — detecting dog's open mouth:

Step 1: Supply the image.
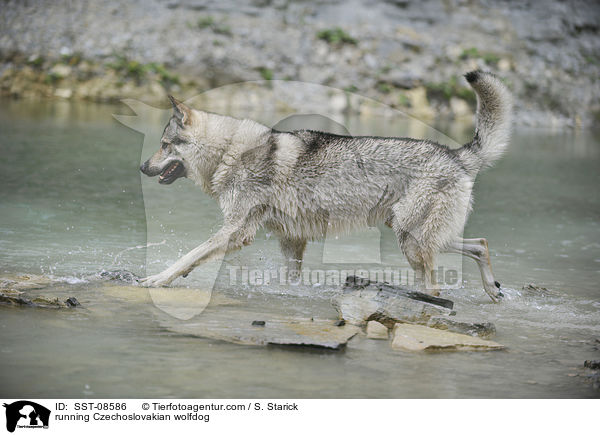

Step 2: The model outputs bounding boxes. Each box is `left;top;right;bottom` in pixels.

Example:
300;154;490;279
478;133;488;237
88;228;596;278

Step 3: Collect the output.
158;160;185;184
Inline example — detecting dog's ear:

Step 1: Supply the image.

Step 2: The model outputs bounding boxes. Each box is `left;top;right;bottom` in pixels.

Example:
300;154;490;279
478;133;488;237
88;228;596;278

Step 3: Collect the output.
168;95;192;126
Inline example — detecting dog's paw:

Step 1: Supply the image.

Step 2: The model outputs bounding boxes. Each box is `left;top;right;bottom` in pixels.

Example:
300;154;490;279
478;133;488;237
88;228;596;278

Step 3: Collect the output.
487;290;503;303
139;272;174;287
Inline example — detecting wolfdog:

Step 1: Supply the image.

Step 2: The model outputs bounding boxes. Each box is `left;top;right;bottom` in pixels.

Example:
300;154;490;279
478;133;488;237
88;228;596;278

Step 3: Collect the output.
139;70;512;302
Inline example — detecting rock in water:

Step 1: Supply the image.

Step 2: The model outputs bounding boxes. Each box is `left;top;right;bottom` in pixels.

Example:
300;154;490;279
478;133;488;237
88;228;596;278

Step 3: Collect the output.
0;290;81;309
100;284;239;321
426;317;496;338
0;274;54;290
391;323;504;352
366;321;389;340
522;284;553;295
163;308;360;350
332;276;455;326
98;270;139;284
64;297;81;307
584;360;600;370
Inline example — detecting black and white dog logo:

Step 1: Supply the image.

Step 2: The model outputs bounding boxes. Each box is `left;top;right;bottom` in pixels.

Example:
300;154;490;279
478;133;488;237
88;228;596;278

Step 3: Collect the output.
3;401;50;432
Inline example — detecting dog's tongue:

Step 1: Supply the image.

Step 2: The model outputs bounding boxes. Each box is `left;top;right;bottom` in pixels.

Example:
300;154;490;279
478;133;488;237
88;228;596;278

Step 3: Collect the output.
159;161;182;183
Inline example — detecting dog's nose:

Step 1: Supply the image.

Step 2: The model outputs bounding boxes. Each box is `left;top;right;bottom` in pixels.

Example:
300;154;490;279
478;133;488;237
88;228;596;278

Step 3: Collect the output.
140;161;148;174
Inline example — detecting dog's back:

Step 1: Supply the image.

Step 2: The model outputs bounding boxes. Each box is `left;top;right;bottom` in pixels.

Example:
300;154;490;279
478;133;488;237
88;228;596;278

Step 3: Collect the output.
265;71;512;243
264;131;466;237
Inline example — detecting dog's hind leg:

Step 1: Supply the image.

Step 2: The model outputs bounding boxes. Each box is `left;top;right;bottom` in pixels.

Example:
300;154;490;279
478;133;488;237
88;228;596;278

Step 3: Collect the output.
398;232;425;287
399;233;439;295
390;196;440;296
279;237;307;283
443;238;503;302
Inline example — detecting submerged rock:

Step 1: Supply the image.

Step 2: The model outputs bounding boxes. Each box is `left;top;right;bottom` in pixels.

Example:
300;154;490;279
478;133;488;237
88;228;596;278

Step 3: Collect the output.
332;276;454;327
0;290;80;309
64;297;81;307
426;317;496;338
522;284;554;296
366;321;389;340
164;308;360;350
391;323;504;352
98;270;140;284
100;284;239;320
582;361;600;390
0;274;54;290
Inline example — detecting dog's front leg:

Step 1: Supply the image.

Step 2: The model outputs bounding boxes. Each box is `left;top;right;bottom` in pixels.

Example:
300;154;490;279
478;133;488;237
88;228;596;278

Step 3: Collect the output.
139;237;224;287
139;224;251;287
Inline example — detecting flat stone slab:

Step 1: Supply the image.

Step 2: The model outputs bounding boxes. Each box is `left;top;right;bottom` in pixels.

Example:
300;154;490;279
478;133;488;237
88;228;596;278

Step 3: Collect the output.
333;276;455;327
100;285;360;349
391;323;504;352
164;308;361;350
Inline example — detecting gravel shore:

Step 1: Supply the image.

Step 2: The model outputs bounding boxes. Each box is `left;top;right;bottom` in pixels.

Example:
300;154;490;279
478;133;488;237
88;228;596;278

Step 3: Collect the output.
1;0;599;128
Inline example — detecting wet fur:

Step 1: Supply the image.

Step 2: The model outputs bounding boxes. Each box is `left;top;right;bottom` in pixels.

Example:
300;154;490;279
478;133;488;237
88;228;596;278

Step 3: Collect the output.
140;71;512;301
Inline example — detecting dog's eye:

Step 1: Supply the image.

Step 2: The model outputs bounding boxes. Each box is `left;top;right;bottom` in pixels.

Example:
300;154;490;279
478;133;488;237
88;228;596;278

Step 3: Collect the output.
161;142;169;149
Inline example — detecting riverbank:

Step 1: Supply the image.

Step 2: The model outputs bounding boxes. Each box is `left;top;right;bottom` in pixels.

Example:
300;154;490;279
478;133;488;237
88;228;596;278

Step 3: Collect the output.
1;0;599;128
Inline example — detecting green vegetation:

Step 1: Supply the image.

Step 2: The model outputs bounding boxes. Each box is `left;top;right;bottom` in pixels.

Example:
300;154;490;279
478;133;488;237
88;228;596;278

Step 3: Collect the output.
317;27;357;46
107;56;147;82
147;62;180;87
379;65;392;74
460;47;479;59
61;52;82;66
460;47;500;65
343;84;358;93
377;82;392;94
107;55;180;87
482;52;500;64
44;72;62;85
197;15;215;29
196;15;232;36
27;55;45;68
425;76;476;103
397;93;410;107
257;67;273;81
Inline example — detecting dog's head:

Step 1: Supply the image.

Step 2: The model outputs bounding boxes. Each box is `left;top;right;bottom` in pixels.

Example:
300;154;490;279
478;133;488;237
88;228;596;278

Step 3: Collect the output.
140;96;197;185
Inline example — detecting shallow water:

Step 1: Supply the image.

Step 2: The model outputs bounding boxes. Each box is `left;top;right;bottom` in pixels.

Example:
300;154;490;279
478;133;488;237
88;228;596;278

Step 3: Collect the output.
1;99;599;398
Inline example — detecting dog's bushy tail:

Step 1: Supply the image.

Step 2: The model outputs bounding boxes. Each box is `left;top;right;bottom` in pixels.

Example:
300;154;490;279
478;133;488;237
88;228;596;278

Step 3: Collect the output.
460;70;513;171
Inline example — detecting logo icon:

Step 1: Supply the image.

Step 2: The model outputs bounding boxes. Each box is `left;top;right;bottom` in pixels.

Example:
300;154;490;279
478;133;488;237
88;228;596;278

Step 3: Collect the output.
3;401;50;432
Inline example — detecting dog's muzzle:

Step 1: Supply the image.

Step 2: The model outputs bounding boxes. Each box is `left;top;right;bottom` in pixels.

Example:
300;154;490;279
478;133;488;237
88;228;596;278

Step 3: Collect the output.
140;160;186;185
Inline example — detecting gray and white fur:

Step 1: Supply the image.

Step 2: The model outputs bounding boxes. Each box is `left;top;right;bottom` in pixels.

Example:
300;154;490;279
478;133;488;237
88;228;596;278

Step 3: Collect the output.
139;70;512;302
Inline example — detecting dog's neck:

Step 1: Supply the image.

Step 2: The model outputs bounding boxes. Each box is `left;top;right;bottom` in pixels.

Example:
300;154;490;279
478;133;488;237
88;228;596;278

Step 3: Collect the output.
189;110;271;195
